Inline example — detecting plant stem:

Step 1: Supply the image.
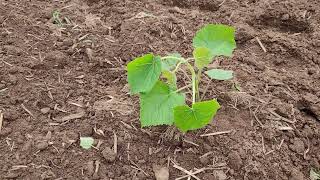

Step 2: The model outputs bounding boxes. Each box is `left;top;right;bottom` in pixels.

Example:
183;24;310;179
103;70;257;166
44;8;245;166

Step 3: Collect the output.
173;84;192;93
161;56;184;61
186;62;196;104
195;70;202;101
173;62;182;73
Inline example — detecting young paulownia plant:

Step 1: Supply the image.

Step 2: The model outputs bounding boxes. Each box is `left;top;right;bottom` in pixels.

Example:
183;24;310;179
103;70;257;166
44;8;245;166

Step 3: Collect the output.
126;24;236;132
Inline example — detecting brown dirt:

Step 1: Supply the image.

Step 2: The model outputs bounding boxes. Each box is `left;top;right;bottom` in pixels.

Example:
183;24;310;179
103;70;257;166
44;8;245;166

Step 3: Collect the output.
1;0;320;179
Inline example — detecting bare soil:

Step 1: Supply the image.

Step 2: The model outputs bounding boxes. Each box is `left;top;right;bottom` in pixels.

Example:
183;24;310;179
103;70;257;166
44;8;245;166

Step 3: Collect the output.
1;0;320;179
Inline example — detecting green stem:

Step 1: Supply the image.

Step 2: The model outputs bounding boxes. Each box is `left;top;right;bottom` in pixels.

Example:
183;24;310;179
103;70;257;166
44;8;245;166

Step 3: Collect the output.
186;62;196;104
161;56;184;61
173;62;182;73
195;70;202;101
173;84;192;93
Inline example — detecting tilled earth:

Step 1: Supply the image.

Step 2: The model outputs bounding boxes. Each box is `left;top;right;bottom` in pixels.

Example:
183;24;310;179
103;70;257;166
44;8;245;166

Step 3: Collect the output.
0;0;320;179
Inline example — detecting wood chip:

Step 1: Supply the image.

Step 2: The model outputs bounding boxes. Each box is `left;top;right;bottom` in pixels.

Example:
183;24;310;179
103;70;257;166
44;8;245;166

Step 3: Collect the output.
53;111;85;122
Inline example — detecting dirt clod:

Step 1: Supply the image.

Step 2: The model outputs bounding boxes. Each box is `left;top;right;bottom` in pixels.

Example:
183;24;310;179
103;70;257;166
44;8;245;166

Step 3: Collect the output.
214;170;227;180
290;168;305;180
0;127;12;137
86;161;95;176
44;50;68;68
40;107;50;114
3;110;19;121
199;155;210;165
153;164;169;180
289;138;305;154
102;147;116;163
227;151;243;170
22;139;33;152
35;140;49;151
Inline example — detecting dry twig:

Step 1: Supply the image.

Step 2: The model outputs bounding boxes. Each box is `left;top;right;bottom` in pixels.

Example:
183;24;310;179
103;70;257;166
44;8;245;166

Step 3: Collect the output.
200;130;233;137
256;37;267;53
0;110;3;133
21;104;35;118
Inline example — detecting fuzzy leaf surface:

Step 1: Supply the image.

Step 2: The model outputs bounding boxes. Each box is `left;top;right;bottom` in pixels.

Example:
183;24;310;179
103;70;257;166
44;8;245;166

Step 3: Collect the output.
193;47;213;69
80;137;94;149
140;81;185;127
193;24;236;57
205;69;233;80
162;70;177;89
127;54;161;94
174;100;220;132
161;53;181;71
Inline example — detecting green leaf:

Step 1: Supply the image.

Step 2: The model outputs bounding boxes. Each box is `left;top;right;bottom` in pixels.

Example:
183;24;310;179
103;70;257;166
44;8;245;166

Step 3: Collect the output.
80;137;94;149
205;69;233;80
174;100;220;132
161;53;181;71
127;54;162;94
140;81;185;127
193;24;236;57
162;70;177;89
310;168;320;180
193;47;213;69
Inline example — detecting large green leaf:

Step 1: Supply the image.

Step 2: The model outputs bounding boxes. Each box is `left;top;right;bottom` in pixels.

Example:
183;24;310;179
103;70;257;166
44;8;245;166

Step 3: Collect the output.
193;47;213;69
205;69;233;80
174;100;220;132
161;53;181;71
193;24;236;57
140;81;185;127
127;54;162;94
